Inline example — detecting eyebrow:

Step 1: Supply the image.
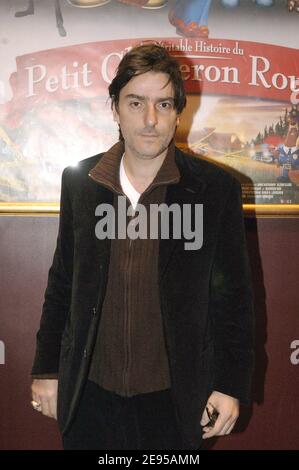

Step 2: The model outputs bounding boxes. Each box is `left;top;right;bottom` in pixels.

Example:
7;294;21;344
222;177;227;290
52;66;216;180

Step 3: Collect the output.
125;93;175;103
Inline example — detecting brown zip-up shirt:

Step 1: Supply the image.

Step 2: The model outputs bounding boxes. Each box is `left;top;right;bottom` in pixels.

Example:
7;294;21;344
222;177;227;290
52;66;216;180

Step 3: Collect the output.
88;140;180;396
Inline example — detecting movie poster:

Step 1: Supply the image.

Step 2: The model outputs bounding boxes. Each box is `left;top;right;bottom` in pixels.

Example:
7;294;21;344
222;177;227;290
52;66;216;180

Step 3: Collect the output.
0;0;298;211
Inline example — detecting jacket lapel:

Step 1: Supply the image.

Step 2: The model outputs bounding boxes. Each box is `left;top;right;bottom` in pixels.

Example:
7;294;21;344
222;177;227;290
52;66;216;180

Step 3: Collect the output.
158;153;207;280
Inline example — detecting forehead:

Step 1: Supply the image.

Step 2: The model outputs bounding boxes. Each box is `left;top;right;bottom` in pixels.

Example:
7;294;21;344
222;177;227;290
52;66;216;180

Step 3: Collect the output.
120;71;174;99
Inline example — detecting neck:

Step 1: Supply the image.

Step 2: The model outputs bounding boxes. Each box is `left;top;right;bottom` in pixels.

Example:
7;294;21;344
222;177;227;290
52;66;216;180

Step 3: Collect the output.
123;148;168;184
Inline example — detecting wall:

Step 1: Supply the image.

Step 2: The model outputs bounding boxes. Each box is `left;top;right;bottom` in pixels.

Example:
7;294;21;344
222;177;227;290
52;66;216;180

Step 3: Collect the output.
0;215;298;450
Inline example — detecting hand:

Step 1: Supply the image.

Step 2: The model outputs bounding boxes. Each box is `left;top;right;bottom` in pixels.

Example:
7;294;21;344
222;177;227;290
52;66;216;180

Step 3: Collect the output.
200;391;239;439
31;379;58;420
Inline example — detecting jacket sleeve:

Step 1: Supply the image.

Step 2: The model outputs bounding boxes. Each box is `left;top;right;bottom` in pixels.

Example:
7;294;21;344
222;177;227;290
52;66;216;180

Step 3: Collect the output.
210;177;255;405
31;167;74;375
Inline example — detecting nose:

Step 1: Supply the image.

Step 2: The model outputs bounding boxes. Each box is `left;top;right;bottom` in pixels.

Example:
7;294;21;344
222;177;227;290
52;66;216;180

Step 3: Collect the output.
144;103;158;127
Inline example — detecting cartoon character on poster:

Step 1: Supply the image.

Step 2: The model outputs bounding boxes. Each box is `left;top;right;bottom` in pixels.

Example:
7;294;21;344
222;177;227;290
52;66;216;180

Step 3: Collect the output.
288;0;299;12
276;106;299;183
13;0;299;39
168;0;299;37
221;0;274;6
14;0;66;37
221;0;299;12
121;0;213;37
168;0;212;37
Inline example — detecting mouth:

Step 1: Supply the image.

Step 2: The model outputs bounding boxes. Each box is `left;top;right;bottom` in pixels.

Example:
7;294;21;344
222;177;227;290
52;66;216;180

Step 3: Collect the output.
140;134;159;138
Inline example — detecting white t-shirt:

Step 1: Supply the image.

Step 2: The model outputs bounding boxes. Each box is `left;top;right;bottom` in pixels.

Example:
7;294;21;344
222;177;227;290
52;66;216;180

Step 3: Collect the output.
119;154;141;210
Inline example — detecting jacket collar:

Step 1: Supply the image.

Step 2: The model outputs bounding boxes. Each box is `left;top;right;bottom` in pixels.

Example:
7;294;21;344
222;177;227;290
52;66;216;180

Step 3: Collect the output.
173;146;208;196
88;139;180;195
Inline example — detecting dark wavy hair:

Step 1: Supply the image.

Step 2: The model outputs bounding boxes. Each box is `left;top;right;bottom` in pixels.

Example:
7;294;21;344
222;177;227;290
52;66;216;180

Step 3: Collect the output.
109;43;186;115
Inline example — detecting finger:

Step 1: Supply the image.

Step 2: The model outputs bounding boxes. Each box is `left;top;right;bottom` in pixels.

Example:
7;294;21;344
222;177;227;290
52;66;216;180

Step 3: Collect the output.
31;392;42;412
206;415;237;438
40;397;50;418
202;415;227;439
202;425;220;439
202;410;236;439
32;391;39;404
218;418;235;436
225;420;237;435
200;407;210;426
48;397;58;420
31;400;42;412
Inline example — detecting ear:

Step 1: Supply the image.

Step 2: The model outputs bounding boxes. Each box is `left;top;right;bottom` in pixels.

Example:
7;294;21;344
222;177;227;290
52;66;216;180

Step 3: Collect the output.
112;102;120;124
176;115;180;126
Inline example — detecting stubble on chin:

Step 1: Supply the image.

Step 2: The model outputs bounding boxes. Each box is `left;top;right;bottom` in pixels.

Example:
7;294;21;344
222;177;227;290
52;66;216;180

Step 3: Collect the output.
127;140;170;161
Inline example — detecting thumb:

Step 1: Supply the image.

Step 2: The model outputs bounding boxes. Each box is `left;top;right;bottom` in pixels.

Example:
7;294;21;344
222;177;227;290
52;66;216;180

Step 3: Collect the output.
200;406;210;426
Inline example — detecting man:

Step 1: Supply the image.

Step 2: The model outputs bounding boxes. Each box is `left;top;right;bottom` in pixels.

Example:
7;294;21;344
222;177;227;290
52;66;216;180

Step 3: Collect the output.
31;44;254;450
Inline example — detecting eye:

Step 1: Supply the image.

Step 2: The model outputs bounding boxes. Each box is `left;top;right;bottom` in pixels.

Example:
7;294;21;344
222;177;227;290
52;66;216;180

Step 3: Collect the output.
158;101;173;110
129;101;143;109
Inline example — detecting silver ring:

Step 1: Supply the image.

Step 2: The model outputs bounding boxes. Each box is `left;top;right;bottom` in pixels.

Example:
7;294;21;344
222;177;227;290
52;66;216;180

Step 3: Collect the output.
31;400;42;411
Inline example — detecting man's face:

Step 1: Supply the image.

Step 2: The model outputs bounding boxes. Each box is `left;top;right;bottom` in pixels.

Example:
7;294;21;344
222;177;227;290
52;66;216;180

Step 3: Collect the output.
113;71;179;160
